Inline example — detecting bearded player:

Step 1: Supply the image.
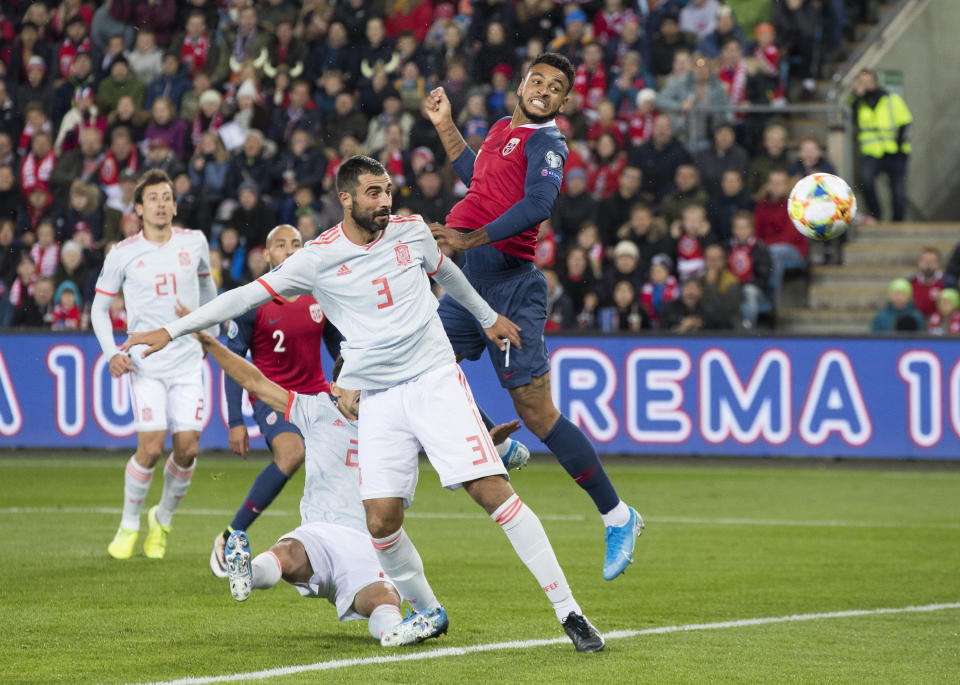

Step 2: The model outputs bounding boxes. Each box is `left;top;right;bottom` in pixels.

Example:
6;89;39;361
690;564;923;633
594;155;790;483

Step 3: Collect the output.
425;53;643;581
209;224;344;578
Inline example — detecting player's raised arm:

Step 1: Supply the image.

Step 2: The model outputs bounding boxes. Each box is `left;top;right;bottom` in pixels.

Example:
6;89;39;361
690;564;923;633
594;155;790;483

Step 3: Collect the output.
424;87;475;186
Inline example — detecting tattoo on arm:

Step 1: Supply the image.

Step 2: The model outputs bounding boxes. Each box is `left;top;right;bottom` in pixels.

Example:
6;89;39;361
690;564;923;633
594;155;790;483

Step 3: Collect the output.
437;120;467;163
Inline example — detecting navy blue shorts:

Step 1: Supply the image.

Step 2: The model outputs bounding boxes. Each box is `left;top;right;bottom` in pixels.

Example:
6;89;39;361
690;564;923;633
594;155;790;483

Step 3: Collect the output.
437;267;549;389
253;398;303;450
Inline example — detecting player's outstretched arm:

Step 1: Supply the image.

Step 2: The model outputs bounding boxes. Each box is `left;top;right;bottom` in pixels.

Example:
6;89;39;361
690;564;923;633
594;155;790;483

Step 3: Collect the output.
195;330;290;415
430;252;521;351
122;280;274;358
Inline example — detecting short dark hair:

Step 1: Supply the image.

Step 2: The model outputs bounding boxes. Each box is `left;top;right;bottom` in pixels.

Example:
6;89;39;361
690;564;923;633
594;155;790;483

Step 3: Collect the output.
336;155;388;195
528;52;575;94
332;356;344;382
134;169;174;206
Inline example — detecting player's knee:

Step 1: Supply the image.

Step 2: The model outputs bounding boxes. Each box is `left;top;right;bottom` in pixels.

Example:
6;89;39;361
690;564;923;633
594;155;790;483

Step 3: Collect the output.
172;442;199;464
365;507;403;539
272;539;310;583
516;402;561;438
272;435;306;475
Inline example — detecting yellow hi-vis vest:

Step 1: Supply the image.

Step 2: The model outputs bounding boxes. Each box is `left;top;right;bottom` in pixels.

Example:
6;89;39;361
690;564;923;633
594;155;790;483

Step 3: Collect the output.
857;92;912;158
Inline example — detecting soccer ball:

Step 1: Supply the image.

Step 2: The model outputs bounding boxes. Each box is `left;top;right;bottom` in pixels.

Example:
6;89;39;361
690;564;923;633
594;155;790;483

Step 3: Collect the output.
788;173;856;241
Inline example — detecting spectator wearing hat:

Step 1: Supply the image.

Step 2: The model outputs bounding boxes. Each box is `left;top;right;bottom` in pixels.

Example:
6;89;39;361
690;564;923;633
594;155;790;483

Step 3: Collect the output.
928;289;960;336
191;88;223;147
548;8;591;65
230;181;276;248
625;88;658;146
552;167;596;246
871;278;926;332
600;240;646;306
54;86;105;156
142;136;185;179
641;253;680;327
228;79;272;139
54;237;91;292
144;52;192;112
51;279;82;330
19;56;55;118
53;51;96;130
97;55;145;113
10;22;54;88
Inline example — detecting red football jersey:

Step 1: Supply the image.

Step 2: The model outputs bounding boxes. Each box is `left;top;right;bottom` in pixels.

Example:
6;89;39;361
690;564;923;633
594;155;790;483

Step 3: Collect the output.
446;117;567;262
249;295;331;395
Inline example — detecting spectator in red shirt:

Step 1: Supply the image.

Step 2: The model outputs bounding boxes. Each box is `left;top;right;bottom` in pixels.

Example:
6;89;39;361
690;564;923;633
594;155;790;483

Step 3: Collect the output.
754;169;807;304
52;279;82;330
587;100;626;151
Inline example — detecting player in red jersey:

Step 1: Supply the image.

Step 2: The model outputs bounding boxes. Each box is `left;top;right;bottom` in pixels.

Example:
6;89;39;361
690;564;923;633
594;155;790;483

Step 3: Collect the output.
426;53;643;581
209;224;344;577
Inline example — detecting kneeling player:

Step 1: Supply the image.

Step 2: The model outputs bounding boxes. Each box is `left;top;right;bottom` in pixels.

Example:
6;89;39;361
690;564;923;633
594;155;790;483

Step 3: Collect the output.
192;321;518;646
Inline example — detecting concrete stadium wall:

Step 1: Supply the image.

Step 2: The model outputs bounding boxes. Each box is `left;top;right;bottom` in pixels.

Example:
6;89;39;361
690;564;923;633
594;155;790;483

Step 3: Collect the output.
874;0;960;220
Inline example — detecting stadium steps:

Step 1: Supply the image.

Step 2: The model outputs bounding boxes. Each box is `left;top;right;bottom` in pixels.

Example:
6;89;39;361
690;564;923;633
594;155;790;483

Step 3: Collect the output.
782;222;959;334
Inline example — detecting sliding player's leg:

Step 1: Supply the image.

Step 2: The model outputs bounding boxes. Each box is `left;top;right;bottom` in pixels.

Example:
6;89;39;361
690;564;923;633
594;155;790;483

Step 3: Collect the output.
211;411;305;577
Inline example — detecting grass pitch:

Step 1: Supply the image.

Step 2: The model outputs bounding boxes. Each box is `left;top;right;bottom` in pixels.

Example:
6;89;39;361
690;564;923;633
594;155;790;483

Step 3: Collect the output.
1;452;958;684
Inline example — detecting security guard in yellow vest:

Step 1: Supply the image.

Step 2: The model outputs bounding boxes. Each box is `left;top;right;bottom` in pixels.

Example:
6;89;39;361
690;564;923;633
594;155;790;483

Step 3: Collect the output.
853;68;912;221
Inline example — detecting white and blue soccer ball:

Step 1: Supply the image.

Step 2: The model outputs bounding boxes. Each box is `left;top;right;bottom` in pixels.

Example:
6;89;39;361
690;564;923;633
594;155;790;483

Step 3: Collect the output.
788;172;856;241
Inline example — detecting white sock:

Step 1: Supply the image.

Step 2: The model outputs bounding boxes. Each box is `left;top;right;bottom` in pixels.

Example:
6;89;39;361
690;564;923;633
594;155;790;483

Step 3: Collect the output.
600;500;631;528
370;528;439;612
368;604;404;640
495;439;511;457
156;455;195;527
121;456;154;530
492;494;581;622
251;550;283;590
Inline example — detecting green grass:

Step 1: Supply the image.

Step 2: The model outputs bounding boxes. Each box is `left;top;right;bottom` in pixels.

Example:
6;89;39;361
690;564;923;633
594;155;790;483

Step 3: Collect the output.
1;453;959;684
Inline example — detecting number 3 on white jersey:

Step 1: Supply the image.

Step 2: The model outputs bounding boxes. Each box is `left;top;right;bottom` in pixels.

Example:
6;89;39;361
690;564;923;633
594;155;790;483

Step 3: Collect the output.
272;329;286;353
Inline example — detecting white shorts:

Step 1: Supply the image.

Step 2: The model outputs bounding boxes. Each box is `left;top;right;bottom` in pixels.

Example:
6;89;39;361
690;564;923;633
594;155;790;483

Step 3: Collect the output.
128;370;205;434
358;363;508;503
281;522;393;621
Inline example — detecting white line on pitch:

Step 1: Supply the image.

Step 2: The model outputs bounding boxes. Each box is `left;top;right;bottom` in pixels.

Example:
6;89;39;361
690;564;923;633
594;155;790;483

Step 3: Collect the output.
131;602;960;685
2;506;958;529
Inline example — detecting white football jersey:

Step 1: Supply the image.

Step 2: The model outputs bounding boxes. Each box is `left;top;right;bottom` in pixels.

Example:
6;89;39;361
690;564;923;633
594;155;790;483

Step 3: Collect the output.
257;215;456;390
286;391;364;532
96;229;212;378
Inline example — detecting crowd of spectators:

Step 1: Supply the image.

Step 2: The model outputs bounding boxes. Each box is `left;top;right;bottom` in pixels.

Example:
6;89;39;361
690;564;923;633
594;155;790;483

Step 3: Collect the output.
872;247;960;336
0;0;883;333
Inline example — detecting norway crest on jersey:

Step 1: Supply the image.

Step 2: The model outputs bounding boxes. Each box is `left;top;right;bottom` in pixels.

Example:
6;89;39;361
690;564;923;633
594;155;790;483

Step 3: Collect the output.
502;137;520;156
309;303;324;324
394;243;412;266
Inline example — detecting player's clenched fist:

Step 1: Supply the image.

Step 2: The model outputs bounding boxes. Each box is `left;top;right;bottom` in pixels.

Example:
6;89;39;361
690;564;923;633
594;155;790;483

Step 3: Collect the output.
424;87;452;125
108;353;133;378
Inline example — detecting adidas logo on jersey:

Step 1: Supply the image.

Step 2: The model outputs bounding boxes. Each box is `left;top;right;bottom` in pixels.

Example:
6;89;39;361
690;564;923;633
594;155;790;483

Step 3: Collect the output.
336;264;352;276
333;418;345;426
135;260;146;268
